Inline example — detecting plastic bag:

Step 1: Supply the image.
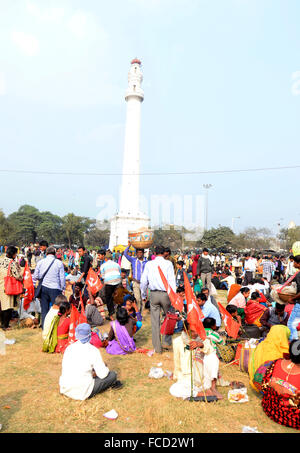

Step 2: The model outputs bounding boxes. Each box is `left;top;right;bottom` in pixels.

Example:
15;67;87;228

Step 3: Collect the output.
228;387;249;403
148;367;164;379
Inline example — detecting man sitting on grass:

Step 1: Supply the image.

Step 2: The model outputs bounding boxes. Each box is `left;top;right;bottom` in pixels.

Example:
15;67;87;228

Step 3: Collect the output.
169;320;223;400
59;323;123;400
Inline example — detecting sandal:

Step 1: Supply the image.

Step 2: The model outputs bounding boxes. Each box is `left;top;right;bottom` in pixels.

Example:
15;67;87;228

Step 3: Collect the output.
192;395;218;402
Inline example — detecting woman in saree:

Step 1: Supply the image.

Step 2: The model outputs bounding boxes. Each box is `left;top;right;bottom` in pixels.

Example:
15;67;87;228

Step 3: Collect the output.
253;340;300;430
55;302;71;353
244;291;268;327
106;307;136;355
249;325;290;391
42;301;71;353
0;245;24;330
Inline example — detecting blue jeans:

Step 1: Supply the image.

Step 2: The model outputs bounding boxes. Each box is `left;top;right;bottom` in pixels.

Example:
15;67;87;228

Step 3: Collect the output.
40;286;62;328
287;303;300;341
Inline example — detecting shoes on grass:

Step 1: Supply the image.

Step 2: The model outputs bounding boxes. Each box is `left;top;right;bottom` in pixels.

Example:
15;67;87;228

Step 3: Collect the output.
111;380;124;390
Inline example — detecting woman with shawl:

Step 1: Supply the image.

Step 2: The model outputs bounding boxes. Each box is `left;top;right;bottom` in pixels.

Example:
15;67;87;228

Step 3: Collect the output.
106;306;136;355
249;325;290;391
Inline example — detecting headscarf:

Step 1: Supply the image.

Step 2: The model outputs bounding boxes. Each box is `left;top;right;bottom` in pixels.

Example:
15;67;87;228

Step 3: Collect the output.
249;325;290;388
75;323;91;344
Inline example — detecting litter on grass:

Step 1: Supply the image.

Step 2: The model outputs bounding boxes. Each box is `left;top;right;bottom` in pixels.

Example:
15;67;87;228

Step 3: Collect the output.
103;409;118;420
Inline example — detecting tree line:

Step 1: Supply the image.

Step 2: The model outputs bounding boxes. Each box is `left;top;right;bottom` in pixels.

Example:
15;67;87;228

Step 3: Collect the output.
0;205;298;251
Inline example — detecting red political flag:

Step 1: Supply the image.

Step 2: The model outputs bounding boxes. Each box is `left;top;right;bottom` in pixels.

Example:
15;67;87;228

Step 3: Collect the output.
23;261;35;310
67;297;87;346
158;266;184;312
184;272;206;340
86;268;103;295
217;302;240;339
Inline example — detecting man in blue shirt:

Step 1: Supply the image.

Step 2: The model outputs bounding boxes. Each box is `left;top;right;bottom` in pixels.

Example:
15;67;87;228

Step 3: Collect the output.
124;242;148;313
196;293;221;329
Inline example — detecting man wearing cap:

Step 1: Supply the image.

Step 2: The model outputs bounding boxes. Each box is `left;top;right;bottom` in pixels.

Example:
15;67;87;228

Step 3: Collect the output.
59;323;122;400
124;241;148;313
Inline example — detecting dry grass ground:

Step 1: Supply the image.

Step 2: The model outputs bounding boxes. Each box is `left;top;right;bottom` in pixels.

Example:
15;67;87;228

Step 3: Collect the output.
0;290;298;433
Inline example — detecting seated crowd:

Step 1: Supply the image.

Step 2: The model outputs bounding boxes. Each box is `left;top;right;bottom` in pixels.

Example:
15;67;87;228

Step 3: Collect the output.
2;243;300;431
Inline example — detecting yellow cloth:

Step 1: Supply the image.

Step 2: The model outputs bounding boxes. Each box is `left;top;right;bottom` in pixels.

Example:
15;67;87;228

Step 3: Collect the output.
249;325;290;390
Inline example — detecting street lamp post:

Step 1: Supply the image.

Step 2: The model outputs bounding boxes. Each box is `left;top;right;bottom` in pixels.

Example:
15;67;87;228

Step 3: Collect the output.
203;184;212;231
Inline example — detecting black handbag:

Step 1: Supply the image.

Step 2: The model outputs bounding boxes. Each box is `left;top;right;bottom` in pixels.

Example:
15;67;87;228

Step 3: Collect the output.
34;259;56;299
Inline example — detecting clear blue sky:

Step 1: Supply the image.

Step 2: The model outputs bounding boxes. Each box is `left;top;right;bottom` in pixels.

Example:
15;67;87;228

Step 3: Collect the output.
0;0;299;234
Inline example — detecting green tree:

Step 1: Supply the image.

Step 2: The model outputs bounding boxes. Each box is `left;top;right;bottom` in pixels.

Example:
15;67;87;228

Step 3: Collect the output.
7;205;42;244
0;209;14;244
197;226;235;250
61;213;92;248
36;211;63;243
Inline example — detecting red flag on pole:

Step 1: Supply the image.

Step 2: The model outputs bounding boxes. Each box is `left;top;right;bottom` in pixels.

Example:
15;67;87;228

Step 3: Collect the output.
217;302;240;339
158;266;184;312
86;268;103;295
183;272;206;340
23;261;35;310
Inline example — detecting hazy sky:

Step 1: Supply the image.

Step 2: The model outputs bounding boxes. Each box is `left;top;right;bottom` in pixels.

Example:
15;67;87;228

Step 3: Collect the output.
1;0;300;234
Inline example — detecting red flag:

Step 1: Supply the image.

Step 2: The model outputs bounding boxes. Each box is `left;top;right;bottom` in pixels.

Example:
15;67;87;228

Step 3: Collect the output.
158;266;184;312
23;261;35;310
86;268;103;295
67;297;87;346
67;305;80;346
217;302;240;339
183;272;206;340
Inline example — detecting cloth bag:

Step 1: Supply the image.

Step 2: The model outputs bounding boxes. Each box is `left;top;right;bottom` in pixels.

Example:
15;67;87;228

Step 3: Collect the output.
4;261;23;296
160;312;180;335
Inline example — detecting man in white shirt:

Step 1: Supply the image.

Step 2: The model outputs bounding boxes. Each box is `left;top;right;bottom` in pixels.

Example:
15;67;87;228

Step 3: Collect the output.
243;254;257;286
140;245;176;354
59;323;122;400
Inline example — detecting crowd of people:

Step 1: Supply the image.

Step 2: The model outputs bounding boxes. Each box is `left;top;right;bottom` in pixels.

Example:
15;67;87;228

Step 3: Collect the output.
0;241;299;430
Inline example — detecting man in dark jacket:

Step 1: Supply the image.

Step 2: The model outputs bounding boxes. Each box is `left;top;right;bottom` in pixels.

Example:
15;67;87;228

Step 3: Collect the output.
196;248;213;291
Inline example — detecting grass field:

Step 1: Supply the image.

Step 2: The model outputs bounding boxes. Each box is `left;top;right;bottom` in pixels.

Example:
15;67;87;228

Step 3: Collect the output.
0;290;298;434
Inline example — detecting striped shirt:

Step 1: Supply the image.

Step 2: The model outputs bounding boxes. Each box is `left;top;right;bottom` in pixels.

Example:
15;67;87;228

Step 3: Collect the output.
124;247;148;282
204;328;225;351
100;260;121;286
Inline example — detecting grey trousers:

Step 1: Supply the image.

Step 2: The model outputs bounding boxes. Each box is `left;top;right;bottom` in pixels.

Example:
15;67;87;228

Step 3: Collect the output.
150;290;171;354
88;371;117;398
132;281;143;313
200;272;211;291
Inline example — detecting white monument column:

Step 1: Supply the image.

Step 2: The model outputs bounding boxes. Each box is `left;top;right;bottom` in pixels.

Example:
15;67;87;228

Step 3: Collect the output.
119;59;144;216
109;59;149;250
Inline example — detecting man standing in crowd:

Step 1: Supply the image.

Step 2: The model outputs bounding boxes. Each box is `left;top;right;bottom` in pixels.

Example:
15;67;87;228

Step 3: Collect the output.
33;246;66;328
164;247;177;272
243;253;257;285
124;241;148;313
262;255;275;283
196;248;213;291
77;246;92;284
100;254;122;321
140;245;176;354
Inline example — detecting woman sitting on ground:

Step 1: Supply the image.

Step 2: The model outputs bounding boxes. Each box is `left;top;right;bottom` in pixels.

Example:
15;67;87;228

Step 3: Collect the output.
42;301;71;353
106;306;136;355
122;294;142;333
244;291;268;327
228;287;250;322
169;320;223;400
55;302;71;353
248;325;290;391
253;340;300;431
